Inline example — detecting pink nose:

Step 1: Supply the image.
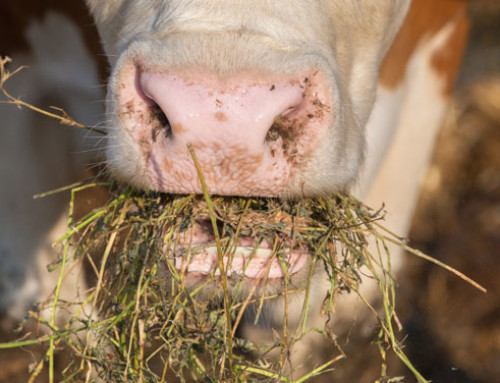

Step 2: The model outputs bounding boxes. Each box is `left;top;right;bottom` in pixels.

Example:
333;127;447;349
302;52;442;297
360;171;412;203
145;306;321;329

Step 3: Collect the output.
139;72;305;152
115;66;329;196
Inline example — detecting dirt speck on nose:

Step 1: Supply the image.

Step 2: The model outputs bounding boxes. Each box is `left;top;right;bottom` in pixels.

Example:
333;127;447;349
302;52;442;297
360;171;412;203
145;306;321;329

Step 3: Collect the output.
214;111;228;122
312;99;324;108
311;98;330;120
122;101;135;116
172;123;186;134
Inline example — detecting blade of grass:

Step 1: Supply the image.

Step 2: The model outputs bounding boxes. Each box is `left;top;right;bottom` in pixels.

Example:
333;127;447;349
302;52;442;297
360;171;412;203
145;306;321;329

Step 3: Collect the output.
187;143;234;378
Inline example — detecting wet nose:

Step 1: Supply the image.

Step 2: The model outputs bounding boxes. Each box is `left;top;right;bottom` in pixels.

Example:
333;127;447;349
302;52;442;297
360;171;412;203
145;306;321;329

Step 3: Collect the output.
139;72;305;152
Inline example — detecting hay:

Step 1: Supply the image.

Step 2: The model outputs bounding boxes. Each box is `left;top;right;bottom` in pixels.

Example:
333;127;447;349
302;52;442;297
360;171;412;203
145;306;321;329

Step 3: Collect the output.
40;180;417;382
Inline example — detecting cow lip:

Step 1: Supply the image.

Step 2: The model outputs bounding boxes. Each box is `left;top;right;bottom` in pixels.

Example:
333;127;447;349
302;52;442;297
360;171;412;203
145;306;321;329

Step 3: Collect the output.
164;229;309;279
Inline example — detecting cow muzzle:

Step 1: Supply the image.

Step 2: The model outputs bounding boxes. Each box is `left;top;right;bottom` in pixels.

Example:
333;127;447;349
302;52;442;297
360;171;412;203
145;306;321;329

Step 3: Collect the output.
112;63;332;197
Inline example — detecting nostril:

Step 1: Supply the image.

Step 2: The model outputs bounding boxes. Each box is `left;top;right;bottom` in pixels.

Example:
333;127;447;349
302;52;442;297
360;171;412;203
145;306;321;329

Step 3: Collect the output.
150;102;173;140
266;121;284;142
136;69;174;140
265;111;294;144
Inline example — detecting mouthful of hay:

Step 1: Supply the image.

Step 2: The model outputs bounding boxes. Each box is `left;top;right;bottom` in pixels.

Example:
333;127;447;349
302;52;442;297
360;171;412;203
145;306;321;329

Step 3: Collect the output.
62;180;403;382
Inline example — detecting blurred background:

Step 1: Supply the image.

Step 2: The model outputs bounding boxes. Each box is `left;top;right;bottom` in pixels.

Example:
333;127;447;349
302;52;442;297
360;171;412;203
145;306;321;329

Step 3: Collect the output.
400;1;500;381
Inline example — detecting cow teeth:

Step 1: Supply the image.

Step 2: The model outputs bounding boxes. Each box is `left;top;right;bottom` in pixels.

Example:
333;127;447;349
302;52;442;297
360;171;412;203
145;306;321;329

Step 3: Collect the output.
169;245;307;279
204;246;273;259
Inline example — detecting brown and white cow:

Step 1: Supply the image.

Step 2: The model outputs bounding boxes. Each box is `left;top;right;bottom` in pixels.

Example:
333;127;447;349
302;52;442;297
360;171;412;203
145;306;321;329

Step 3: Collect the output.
0;0;470;379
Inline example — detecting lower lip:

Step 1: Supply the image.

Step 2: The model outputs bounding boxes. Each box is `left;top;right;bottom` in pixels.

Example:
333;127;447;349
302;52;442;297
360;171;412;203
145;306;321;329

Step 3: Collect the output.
167;245;308;279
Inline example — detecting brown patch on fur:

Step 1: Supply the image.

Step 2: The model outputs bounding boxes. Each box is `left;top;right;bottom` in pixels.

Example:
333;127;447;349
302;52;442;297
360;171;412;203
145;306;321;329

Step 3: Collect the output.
380;0;469;94
431;18;470;95
404;78;500;382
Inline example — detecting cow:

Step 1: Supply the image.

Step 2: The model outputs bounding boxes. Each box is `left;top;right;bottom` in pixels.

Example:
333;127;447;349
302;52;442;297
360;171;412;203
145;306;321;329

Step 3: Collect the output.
0;0;470;380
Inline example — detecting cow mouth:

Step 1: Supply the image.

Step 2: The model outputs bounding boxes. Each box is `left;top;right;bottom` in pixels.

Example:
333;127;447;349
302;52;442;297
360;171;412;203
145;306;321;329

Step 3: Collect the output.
165;221;309;280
